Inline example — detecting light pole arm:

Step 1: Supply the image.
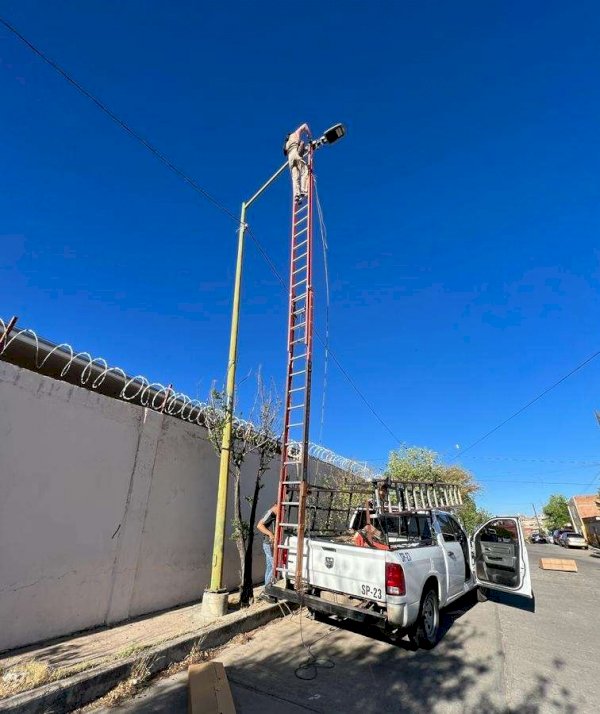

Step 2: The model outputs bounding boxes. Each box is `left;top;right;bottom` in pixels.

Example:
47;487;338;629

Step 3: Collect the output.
246;161;288;208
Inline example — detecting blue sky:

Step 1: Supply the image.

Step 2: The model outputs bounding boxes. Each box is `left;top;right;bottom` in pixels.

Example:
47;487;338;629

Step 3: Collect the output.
2;1;600;515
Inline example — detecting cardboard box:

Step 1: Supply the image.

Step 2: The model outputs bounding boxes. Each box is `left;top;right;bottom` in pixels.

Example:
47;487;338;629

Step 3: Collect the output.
188;661;236;714
539;558;578;572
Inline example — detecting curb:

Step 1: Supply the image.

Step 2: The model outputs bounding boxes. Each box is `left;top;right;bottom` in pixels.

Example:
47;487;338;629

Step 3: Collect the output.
0;603;287;714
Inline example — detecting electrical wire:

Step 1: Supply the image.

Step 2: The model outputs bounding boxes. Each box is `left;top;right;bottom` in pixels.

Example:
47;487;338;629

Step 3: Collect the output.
0;13;416;451
245;226;403;446
313;176;330;443
6;15;598;468
293;504;335;681
450;347;600;462
0;15;240;225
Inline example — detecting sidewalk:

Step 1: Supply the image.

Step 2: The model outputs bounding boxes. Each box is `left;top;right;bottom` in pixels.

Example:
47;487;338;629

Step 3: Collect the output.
0;588;283;712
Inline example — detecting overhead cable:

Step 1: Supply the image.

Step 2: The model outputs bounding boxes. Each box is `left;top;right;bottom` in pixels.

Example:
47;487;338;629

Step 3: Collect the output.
0;15;402;449
451;347;600;461
0;16;239;224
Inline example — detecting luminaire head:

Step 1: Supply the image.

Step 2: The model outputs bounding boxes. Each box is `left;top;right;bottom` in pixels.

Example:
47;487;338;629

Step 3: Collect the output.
322;123;346;145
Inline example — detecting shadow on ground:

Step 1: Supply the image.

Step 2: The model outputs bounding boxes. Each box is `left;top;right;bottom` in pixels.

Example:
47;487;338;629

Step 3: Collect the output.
111;589;577;714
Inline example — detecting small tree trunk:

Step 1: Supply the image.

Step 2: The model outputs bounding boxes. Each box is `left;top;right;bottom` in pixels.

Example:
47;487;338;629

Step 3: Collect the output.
240;471;262;605
232;468;248;603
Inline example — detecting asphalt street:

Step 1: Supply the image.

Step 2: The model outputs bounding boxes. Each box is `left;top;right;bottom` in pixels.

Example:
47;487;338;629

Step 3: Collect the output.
97;544;599;714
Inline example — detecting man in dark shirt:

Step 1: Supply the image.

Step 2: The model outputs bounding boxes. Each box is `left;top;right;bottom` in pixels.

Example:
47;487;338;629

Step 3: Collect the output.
257;504;277;600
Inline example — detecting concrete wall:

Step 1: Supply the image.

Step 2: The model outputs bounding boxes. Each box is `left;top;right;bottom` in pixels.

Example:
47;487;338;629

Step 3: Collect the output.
0;361;279;652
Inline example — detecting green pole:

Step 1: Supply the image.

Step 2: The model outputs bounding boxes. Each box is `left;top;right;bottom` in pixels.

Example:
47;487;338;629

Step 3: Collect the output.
209;201;247;591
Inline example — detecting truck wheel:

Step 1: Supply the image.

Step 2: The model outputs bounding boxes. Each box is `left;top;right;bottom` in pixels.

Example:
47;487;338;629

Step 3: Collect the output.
476;586;489;602
410;587;440;650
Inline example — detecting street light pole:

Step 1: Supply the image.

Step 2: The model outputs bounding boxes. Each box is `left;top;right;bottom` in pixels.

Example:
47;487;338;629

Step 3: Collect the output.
204;125;346;615
205;161;288;610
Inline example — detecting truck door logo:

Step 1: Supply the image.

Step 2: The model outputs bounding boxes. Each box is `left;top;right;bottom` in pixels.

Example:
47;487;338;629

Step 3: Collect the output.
325;557;334;569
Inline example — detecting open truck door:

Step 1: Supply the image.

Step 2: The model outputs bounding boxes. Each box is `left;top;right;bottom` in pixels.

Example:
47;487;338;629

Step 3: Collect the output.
472;517;533;599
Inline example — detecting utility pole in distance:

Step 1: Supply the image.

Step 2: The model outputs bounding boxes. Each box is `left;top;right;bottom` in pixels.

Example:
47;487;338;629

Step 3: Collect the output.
532;502;543;534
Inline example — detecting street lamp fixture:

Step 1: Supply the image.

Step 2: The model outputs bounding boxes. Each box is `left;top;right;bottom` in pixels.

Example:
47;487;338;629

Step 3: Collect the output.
312;123;346;150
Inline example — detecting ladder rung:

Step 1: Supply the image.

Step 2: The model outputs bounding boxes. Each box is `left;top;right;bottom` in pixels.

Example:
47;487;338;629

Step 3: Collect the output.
293;251;308;263
294;239;308;251
294;202;309;214
282;480;303;485
292;307;306;316
292;278;308;289
279;523;299;528
288;422;304;428
277;545;297;550
291;354;307;361
282;501;300;506
294;214;309;226
292;265;307;276
290;370;306;377
291;321;307;330
287;403;305;410
290;336;306;346
294;226;309;238
289;386;304;393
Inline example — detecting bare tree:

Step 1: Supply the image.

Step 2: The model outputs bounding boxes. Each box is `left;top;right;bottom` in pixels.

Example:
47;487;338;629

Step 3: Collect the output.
240;375;280;603
204;373;280;606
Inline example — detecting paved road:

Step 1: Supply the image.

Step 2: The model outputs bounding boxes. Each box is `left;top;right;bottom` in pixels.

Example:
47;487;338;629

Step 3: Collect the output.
99;545;598;713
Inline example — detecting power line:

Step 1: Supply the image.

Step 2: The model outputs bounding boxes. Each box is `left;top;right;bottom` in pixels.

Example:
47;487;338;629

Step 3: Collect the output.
478;479;600;485
0;16;240;225
2;15;403;449
464;455;600;465
364;454;600;465
246;227;403;444
451;347;600;461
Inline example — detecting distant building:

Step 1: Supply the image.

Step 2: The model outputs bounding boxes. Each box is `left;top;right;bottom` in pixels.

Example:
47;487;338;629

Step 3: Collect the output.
567;495;600;543
519;514;547;538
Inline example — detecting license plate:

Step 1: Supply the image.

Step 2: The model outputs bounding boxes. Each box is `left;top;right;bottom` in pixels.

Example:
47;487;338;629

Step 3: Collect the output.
360;584;383;600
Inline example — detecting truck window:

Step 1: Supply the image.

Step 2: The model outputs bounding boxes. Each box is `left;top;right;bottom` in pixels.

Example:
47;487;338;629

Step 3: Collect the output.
436;513;457;542
448;515;466;540
377;514;434;546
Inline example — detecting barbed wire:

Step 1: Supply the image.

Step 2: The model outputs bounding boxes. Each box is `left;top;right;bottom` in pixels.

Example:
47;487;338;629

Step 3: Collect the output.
307;443;382;480
0;318;382;475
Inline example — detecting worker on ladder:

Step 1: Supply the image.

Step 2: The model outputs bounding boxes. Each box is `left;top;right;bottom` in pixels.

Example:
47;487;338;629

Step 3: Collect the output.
284;123;311;204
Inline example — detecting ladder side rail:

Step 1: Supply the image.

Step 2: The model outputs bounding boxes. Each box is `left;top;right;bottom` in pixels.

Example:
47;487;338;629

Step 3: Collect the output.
294;147;315;589
273;172;311;578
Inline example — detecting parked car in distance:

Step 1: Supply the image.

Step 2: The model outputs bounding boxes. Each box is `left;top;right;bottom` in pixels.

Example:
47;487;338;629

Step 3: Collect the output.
558;532;588;549
531;533;547;544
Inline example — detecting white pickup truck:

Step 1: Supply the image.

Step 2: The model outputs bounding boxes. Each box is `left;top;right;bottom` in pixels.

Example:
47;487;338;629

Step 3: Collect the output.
266;509;533;649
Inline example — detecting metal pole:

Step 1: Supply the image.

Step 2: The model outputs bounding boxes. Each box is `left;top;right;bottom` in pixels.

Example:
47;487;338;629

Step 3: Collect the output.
532;502;542;533
0;315;18;352
246;161;288;208
209;201;247;592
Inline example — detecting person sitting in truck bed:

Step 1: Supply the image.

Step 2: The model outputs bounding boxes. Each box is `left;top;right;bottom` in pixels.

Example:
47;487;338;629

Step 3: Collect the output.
352;523;390;550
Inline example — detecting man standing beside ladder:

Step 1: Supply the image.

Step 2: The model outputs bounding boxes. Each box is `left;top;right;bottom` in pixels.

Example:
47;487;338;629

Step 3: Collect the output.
284;123;311;204
257;503;277;602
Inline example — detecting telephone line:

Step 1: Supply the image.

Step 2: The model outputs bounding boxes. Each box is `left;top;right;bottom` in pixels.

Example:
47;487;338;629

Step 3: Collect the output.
451;347;600;461
2;15;403;449
0;16;240;225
